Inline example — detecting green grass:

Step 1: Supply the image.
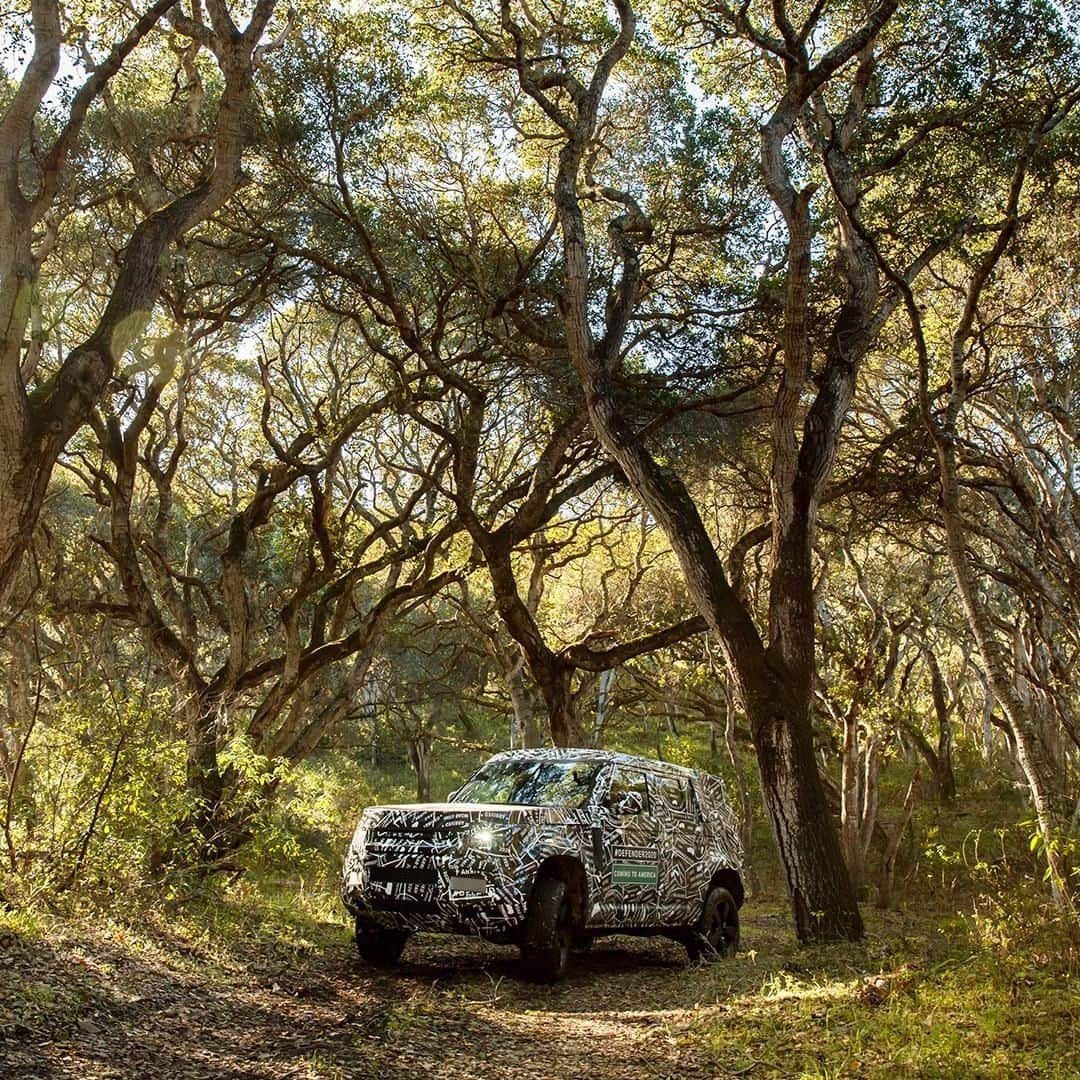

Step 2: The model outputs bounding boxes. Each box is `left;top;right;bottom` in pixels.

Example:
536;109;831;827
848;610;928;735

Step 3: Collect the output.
674;898;1079;1079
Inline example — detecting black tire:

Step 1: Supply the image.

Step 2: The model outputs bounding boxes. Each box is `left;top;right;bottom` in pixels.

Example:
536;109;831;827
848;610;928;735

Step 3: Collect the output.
354;917;410;967
686;885;739;964
571;932;594;953
520;876;574;981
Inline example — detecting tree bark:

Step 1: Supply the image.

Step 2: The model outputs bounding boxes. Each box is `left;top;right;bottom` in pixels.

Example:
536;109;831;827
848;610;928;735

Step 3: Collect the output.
840;711;863;889
504;654;542;749
409;735;432;802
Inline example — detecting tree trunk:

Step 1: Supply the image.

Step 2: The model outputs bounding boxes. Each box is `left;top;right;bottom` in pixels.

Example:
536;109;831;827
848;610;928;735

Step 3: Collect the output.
926;650;957;802
934;414;1077;916
722;678;760;897
504;653;542;749
502;0;887;941
592;668;615;748
841;711;863;889
982;684;996;763
877;768;919;909
753;695;864;939
409;735;432;802
541;660;579;747
0;0;277;610
481;541;580;747
859;737;881;883
841;718;881;897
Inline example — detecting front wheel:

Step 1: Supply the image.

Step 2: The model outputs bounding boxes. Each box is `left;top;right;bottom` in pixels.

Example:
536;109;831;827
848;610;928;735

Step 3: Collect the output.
355;917;410;967
520;876;574;982
686;885;739;964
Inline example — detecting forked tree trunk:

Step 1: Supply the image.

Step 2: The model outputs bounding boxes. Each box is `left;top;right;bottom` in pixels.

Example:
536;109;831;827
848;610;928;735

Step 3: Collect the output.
841;719;881;895
481;540;581;747
877;768;919;909
498;0;903;940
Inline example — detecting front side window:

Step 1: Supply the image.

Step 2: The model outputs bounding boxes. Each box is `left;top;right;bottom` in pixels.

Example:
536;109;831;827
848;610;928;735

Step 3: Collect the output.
452;758;600;808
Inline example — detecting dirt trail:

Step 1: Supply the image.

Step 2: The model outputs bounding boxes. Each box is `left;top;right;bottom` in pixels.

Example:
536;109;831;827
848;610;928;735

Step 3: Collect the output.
1;916;787;1079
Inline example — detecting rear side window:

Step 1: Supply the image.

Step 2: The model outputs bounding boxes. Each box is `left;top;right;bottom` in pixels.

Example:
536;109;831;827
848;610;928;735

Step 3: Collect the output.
606;767;650;811
651;774;693;818
695;774;730;819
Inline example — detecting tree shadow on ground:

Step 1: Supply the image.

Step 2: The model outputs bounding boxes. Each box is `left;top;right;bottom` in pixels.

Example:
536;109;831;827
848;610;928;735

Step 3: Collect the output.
3;913;763;1079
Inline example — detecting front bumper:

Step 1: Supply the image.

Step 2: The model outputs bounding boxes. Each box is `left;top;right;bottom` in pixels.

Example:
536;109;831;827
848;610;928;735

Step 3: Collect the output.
342;850;530;940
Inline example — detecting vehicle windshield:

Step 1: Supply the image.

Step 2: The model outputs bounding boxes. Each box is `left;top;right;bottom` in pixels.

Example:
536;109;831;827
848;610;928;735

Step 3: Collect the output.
452;758;600;808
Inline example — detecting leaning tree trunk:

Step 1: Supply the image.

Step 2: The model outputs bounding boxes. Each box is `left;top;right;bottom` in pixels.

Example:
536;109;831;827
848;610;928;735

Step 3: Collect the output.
877;768;919;909
496;0;890;941
934;420;1077;917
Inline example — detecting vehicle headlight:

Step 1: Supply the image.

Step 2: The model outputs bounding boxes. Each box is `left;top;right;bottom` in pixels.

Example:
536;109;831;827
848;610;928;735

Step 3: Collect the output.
463;823;507;853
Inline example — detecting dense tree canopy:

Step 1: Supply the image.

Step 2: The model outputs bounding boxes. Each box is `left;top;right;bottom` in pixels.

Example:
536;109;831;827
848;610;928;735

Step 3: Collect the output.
0;0;1077;940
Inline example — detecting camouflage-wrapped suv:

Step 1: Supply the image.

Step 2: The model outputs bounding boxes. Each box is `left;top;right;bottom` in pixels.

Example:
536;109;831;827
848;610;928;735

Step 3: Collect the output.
341;748;744;979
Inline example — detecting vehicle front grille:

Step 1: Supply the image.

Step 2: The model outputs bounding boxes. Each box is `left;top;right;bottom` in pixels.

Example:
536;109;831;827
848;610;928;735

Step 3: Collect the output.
369;826;459;844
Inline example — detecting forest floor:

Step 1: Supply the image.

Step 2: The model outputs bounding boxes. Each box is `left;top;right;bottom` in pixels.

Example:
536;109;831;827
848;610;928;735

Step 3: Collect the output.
1;885;1077;1080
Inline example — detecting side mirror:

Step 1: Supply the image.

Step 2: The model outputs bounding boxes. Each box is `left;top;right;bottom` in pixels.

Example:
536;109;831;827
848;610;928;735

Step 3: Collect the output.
612;790;645;816
447;787;461;802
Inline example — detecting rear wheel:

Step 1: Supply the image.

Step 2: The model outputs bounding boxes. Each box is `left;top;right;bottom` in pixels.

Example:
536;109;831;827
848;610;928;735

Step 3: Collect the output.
686;885;739;964
520;876;574;981
354;917;410;967
571;931;594;952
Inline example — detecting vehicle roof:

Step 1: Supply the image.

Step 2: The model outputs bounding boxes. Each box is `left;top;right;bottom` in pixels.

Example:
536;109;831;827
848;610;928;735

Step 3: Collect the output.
484;746;715;783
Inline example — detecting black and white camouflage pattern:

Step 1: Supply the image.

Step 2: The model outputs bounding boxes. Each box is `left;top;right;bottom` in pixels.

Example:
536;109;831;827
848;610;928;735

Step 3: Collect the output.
341;748;743;943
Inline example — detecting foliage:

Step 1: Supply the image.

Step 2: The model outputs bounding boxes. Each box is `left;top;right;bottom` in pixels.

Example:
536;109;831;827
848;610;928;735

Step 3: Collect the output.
0;0;1078;940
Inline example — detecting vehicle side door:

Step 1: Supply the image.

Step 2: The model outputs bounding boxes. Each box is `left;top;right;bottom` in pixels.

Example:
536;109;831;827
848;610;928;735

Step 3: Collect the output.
649;770;701;924
590;764;661;926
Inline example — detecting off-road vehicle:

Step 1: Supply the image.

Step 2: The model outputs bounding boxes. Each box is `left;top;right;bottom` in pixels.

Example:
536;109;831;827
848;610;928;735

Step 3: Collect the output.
341;748;744;979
